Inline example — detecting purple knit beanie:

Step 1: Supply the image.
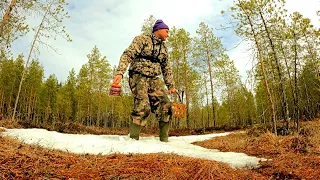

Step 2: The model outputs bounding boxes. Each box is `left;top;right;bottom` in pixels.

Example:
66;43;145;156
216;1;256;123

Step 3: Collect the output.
152;19;169;33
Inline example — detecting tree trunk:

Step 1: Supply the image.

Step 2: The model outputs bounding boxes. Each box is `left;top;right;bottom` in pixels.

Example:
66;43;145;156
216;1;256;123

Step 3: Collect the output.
111;97;114;128
0;0;17;37
33;96;38;125
97;90;102;126
279;43;296;117
12;5;50;121
0;89;4;115
76;101;81;123
227;87;233;126
201;102;205;132
45;101;50;122
239;2;277;134
301;76;313;119
175;57;181;129
204;76;210;127
206;50;216;127
89;96;92;126
183;53;190;128
259;11;289;131
104;105;108;128
27;89;34;120
293;32;299;131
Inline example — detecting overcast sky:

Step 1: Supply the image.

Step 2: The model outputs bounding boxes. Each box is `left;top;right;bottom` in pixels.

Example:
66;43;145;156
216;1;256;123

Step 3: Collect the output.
10;0;320;83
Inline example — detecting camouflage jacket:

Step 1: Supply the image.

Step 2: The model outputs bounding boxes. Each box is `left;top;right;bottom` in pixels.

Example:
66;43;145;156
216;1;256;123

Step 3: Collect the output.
115;33;175;89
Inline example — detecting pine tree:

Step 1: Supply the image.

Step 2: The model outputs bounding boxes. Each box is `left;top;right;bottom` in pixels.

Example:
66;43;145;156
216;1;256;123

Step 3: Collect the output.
0;0;34;53
167;27;194;128
141;15;156;35
193;22;225;127
22;59;44;121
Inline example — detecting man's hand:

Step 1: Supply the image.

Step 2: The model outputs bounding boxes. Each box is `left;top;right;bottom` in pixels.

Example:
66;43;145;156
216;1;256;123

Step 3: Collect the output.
168;88;176;94
113;74;122;84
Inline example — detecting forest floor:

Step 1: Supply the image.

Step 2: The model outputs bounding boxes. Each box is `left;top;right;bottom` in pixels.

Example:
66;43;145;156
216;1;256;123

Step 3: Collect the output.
0;119;320;179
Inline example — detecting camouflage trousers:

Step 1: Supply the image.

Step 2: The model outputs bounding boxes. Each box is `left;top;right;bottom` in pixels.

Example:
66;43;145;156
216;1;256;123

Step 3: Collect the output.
129;71;172;126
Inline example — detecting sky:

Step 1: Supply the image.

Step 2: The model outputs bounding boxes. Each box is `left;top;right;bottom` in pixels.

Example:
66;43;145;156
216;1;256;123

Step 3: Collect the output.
1;127;266;169
10;0;320;83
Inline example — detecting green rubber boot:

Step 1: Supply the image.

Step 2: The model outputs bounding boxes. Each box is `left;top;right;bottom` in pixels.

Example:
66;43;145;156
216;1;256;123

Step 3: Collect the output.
159;121;169;142
129;122;142;140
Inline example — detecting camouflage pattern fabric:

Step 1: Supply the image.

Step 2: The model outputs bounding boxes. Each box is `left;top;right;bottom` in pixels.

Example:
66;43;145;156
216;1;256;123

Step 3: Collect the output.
129;71;172;126
115;33;175;89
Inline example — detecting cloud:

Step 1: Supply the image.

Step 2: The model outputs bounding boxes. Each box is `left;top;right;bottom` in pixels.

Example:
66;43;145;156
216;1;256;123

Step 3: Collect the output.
10;0;226;82
10;0;319;83
285;0;320;28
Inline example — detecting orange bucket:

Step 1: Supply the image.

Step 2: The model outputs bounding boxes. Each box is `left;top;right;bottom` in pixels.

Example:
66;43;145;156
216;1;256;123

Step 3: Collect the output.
171;91;186;118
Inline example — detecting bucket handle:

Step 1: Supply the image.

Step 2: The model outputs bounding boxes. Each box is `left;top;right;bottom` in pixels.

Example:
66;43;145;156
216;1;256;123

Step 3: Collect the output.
172;90;184;103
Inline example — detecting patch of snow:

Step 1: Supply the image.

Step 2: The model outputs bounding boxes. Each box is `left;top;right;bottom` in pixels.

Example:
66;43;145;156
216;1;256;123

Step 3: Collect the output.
2;128;266;169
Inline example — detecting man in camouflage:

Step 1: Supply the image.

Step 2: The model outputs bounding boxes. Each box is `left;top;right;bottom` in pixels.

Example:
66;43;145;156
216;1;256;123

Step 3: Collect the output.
113;19;176;142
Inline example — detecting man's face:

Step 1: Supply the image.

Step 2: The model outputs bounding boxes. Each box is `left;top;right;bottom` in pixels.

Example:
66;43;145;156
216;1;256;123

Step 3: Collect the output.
157;29;169;41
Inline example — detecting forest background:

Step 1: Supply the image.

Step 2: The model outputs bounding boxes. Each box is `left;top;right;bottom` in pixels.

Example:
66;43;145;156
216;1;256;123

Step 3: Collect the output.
0;0;319;134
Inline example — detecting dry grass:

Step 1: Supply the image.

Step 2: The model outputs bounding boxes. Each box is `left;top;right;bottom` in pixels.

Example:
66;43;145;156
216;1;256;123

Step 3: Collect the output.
0;118;131;135
0;118;220;137
194;119;320;179
0;136;266;180
1;119;320;179
0;119;23;129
